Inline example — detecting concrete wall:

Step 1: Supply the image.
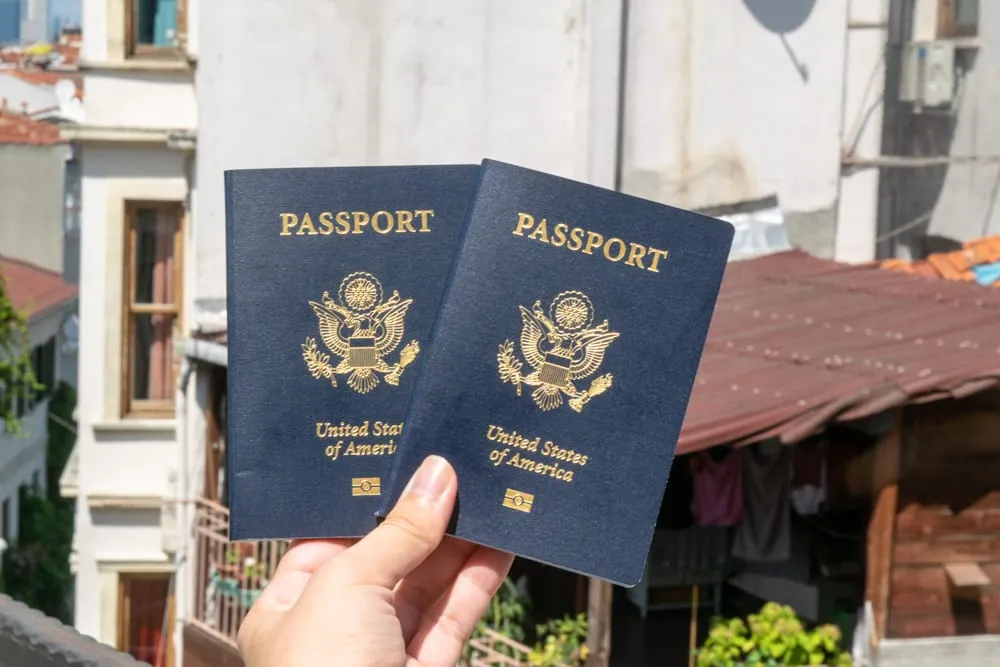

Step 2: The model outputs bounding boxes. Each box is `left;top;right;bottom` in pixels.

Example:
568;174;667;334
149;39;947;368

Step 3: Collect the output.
884;0;1000;257
20;0;51;43
196;0;886;321
620;0;850;258
194;0;623;317
0;142;69;273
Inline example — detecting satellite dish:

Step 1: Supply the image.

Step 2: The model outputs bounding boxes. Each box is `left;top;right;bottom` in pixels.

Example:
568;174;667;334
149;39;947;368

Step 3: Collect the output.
743;0;816;34
54;78;77;105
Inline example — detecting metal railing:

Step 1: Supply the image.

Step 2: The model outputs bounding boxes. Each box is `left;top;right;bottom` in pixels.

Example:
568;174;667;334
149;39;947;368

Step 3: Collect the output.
190;498;287;646
467;627;534;666
189;499;554;665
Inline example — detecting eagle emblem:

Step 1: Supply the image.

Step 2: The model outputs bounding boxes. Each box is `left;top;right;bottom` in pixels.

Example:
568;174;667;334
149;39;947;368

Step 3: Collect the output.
301;272;420;394
496;291;619;412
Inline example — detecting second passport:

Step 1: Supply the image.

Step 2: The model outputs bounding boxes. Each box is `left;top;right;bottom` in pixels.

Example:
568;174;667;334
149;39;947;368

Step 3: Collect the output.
224;165;478;540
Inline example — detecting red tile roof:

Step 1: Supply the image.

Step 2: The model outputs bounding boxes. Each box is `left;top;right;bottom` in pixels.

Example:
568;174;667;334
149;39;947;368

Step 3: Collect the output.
882;236;1000;285
0;113;62;145
0;256;77;319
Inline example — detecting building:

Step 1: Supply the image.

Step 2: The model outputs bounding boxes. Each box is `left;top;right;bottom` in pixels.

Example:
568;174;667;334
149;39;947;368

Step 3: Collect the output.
49;0;82;40
0;256;77;556
61;0;195;664
20;0;51;44
0;0;21;45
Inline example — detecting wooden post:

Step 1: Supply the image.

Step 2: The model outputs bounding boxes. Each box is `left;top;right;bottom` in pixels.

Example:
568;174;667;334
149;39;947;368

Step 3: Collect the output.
864;409;902;645
688;585;700;667
585;578;612;667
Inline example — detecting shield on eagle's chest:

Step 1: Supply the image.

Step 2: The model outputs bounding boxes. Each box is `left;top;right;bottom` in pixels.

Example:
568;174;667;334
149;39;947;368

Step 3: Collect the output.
348;336;378;369
538;350;572;388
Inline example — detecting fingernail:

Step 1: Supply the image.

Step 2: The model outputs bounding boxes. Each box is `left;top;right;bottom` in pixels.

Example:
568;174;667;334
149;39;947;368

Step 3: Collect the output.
405;455;451;502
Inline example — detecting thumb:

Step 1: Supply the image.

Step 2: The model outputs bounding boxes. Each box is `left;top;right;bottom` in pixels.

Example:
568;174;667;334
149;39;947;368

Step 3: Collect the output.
333;455;457;589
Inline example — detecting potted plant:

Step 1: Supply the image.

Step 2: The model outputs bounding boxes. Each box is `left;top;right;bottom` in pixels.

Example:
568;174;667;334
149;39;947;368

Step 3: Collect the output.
695;602;853;666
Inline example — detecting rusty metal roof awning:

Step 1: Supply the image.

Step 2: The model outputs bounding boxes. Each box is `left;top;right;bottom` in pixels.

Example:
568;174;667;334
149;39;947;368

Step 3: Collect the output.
678;250;1000;454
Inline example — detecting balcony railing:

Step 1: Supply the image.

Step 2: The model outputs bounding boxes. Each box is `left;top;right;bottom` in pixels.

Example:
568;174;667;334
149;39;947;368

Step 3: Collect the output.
190;498;287;646
189;499;544;665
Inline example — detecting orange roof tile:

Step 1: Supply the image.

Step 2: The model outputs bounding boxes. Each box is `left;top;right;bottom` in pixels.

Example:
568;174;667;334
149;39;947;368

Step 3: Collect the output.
881;235;1000;286
0;113;62;145
0;256;77;319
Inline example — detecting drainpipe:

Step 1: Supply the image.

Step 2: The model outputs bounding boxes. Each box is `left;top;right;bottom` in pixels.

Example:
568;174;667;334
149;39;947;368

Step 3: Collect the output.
173;356;194;662
613;0;630;193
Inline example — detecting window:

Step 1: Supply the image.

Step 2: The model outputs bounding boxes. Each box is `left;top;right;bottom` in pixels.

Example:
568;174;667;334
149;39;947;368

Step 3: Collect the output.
938;0;979;37
126;0;187;57
123;202;183;418
117;573;174;667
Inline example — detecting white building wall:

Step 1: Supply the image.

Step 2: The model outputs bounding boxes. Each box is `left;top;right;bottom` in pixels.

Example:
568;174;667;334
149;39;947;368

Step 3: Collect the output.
196;0;887;320
73;142;189;638
193;0;621;315
836;0;889;262
83;73;196;130
72;0;198;649
621;0;853;258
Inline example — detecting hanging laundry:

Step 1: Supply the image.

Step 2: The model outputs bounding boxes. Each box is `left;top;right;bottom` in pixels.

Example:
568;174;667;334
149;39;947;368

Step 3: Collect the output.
690;448;743;526
734;440;792;562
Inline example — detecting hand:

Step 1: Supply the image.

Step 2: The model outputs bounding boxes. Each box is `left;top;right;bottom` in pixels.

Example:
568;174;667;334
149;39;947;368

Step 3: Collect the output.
237;456;514;667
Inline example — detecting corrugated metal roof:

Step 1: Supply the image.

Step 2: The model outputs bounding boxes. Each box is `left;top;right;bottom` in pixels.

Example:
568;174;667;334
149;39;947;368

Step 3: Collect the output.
204;249;1000;455
678;250;1000;453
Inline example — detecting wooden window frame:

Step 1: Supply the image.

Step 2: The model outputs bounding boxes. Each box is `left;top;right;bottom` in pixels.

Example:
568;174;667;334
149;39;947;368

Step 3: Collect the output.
117;572;175;667
121;201;184;419
938;0;979;38
124;0;189;60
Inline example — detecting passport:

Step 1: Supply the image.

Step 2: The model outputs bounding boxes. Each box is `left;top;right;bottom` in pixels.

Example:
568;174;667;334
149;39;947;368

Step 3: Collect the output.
225;165;479;540
378;160;734;585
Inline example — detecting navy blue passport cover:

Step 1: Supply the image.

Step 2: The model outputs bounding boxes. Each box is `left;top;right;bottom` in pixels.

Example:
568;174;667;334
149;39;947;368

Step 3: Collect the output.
378;160;734;586
225;165;479;540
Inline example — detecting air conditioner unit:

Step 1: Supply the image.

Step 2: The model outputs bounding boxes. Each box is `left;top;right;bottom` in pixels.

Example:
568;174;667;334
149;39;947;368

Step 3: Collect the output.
899;40;956;109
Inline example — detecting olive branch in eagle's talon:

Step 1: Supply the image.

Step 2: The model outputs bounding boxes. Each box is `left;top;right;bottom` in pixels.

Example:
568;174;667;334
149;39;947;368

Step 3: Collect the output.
497;340;524;396
301;337;337;387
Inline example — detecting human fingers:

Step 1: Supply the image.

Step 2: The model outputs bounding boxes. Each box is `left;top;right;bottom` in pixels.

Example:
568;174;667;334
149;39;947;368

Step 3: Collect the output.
406;547;514;667
331;455;457;590
236;539;351;657
394;536;477;643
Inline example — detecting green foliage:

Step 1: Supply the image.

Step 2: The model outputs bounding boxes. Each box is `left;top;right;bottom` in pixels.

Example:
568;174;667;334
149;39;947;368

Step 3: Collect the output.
2;489;73;621
529;613;589;667
0;271;39;435
464;576;531;663
46;383;77;502
1;383;77;623
696;603;853;667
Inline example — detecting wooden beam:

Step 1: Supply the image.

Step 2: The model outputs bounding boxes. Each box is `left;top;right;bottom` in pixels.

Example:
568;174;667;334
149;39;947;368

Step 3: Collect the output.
585;578;612;667
945;563;991;588
865;410;902;645
894;537;1000;565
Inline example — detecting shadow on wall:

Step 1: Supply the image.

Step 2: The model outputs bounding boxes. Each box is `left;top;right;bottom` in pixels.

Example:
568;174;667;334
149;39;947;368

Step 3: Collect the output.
742;0;817;82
